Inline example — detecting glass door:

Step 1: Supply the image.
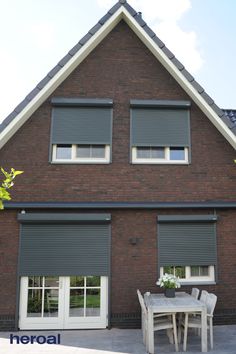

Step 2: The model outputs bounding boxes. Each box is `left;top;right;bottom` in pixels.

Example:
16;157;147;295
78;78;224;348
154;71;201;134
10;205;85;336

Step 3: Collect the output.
19;276;64;329
19;276;108;329
64;276;108;329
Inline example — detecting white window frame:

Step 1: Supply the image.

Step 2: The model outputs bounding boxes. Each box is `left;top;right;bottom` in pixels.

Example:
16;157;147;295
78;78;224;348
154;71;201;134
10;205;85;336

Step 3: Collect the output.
159;265;215;284
132;146;189;164
52;144;111;164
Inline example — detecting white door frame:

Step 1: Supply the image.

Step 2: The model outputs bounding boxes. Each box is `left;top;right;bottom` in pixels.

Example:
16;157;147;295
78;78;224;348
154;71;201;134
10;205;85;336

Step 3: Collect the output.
19;276;108;330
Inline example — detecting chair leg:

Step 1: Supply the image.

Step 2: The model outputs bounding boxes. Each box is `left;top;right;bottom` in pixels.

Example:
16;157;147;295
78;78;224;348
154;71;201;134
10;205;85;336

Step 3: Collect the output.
177;313;182;344
210;318;213;349
167;328;174;344
172;313;179;352
142;312;146;345
183;313;189;352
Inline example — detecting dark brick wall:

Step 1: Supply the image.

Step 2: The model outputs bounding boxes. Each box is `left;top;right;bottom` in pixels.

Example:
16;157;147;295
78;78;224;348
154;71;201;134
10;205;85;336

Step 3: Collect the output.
0;209;236;327
0;20;236;328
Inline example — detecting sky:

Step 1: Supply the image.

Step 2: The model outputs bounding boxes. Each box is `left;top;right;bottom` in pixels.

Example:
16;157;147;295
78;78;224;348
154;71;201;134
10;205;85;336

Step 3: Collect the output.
0;0;236;123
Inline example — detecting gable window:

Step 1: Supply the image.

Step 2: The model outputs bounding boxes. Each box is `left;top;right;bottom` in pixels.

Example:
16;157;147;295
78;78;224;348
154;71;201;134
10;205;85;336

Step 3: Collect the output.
157;215;217;285
130;100;191;164
52;144;110;163
132;146;188;163
50;98;113;164
56;144;72;160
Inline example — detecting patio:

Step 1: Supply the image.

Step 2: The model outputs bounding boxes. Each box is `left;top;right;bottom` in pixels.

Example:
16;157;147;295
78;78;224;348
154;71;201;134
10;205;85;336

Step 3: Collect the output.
0;325;235;354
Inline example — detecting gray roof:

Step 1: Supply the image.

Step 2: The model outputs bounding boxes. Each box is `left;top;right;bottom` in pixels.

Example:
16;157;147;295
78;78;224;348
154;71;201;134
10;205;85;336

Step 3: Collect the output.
222;110;236;135
0;0;234;136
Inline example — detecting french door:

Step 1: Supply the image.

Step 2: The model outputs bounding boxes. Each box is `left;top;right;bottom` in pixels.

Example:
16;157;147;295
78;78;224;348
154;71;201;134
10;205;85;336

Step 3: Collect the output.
19;275;108;330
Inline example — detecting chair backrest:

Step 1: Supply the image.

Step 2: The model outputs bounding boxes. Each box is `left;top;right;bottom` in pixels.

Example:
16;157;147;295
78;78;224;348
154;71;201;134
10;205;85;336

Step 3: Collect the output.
137;289;147;315
191;287;200;299
200;290;209;303
205;293;217;316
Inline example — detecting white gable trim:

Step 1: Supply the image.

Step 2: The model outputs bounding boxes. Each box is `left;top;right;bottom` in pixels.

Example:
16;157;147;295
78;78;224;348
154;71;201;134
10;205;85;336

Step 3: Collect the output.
0;6;235;150
122;8;236;149
0;8;124;149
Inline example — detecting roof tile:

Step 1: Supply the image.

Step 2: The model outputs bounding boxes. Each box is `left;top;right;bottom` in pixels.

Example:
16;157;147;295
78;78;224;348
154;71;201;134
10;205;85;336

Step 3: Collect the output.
58;53;73;68
36;75;52;90
210;103;225;118
181;68;194;82
201;91;214;106
108;2;122;14
89;22;103;35
191;80;204;94
99;13;112;25
25;87;41;101
171;57;184;71
153;36;165;48
79;32;93;46
68;42;82;56
143;24;156;38
161;46;175;60
0;111;17;131
133;13;146;27
14;100;29;114
123;2;137;16
223;110;236;127
47;65;62;78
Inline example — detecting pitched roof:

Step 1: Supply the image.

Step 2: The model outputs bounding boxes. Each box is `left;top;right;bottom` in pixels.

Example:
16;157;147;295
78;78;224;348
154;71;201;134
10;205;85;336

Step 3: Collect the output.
222;110;236;135
0;0;235;149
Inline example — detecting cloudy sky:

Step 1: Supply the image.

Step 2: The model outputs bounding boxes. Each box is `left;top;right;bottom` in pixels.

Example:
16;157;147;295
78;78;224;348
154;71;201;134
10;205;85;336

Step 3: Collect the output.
0;0;235;122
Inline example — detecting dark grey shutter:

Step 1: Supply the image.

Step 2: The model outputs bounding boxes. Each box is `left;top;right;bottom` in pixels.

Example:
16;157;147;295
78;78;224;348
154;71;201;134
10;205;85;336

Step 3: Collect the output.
51;107;112;144
158;215;217;267
131;108;190;147
18;214;111;276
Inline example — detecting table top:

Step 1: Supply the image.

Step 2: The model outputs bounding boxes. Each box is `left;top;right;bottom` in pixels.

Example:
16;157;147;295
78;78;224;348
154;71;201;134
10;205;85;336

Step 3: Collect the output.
145;291;205;313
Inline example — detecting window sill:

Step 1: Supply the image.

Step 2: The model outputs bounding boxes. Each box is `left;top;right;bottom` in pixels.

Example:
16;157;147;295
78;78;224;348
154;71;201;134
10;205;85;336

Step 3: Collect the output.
179;281;216;286
51;161;111;165
131;161;189;165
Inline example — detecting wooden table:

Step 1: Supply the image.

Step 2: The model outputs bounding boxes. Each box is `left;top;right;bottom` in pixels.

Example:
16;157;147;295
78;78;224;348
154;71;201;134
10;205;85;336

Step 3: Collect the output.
145;292;207;353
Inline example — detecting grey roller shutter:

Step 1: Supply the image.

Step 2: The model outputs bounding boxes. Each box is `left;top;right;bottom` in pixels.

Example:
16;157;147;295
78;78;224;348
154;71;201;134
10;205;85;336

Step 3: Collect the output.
18;214;111;276
158;215;217;267
51;106;112;145
131;108;190;147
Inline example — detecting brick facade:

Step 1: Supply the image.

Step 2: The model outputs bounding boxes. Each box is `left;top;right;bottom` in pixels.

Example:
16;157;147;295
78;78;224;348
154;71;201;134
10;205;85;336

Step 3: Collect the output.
0;21;235;329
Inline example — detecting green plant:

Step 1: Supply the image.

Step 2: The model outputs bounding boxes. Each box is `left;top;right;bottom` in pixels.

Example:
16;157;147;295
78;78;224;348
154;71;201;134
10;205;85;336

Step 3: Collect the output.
157;273;181;289
0;167;23;209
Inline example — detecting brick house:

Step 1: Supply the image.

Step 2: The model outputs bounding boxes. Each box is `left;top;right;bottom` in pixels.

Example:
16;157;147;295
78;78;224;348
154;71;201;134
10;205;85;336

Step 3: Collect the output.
0;0;236;330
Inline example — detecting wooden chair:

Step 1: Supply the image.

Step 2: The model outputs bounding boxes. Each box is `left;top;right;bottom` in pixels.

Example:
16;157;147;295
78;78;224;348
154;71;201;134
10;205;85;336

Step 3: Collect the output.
191;287;200;299
180;293;217;351
137;289;179;352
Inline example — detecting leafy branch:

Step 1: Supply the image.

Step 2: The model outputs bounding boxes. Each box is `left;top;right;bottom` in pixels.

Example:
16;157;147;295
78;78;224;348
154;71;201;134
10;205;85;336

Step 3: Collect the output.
0;168;23;209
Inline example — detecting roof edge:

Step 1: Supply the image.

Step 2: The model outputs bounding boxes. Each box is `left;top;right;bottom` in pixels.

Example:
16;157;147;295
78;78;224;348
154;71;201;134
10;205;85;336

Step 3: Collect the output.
0;1;235;150
4;201;236;209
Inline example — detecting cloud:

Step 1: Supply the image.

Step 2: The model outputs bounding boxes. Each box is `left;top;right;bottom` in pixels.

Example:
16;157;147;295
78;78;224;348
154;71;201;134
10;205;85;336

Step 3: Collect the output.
97;0;204;73
153;21;204;73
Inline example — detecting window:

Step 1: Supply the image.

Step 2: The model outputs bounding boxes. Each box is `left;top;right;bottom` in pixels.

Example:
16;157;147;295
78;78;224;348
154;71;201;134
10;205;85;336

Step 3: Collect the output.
158;215;217;284
130;99;191;164
160;265;215;284
52;144;110;163
132;146;188;163
56;145;72;160
50;98;113;164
